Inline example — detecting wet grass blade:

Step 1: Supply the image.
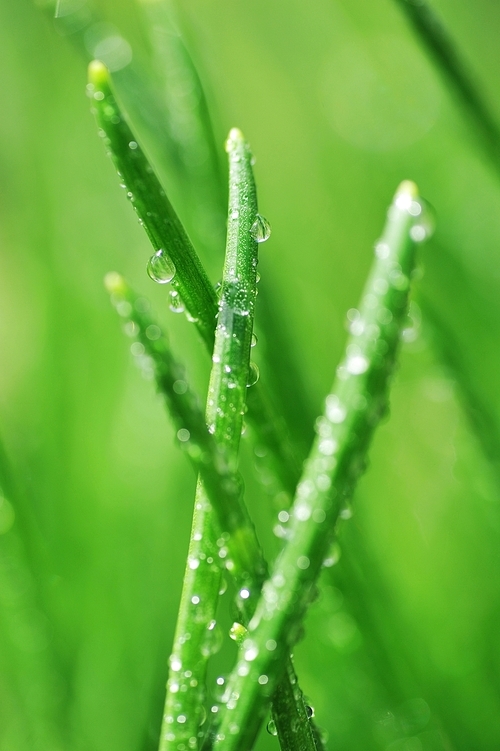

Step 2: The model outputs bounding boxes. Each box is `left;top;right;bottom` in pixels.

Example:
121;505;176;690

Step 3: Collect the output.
161;127;263;751
211;181;424;751
104;127;319;751
393;0;500;170
89;60;217;348
88;62;299;494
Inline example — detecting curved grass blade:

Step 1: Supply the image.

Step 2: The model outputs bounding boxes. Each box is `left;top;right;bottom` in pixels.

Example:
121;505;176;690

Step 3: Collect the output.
212;180;424;751
88;62;299;495
393;0;500;170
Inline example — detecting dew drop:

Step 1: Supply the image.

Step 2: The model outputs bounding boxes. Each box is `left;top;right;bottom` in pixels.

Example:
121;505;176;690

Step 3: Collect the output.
243;639;259;661
323;541;341;568
247;363;260;387
250;214;271;243
326;395;346;424
267;720;278;737
146;324;161;340
230;622;247;642
169;290;185;313
147;249;176;284
410;198;435;243
346;354;369;375
128;140;138;150
306;705;315;719
297;555;310;570
251;333;258;348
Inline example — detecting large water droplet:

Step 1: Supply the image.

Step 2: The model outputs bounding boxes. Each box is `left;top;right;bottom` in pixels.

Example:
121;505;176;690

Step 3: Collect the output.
250;214;271;243
247;363;260;387
147;249;176;284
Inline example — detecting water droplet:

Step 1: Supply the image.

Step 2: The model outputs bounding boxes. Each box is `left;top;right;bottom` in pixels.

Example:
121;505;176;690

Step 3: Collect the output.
267;720;278;736
306;705;315;718
230;622;247;642
173;380;188;395
375;242;390;259
169;290;185;313
243;639;259;661
251;333;258;348
326;395;346;423
410;199;435;243
346;354;369;375
297;555;310;570
147;249;176;284
239;588;250;600
201;620;223;657
177;429;190;443
146;324;161;340
266;639;277;651
128;140;138;150
250;214;271;243
340;504;353;520
258;675;269;685
247;363;260;387
191;595;200;605
323;541;341;567
131;341;145;357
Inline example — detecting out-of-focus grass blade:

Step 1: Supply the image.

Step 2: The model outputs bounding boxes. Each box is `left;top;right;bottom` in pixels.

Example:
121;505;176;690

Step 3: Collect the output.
393;0;500;172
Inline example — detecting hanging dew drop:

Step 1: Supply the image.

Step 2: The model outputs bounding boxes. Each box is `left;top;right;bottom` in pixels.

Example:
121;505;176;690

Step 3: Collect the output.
250;214;271;243
147;249;176;284
247;363;260;387
266;720;278;737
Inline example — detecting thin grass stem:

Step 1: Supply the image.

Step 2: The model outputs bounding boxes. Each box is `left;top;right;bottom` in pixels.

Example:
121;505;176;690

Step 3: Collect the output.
211;180;424;751
393;0;500;170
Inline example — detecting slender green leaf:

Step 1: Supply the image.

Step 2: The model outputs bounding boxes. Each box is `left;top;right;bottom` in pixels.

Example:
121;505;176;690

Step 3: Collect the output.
88;62;299;495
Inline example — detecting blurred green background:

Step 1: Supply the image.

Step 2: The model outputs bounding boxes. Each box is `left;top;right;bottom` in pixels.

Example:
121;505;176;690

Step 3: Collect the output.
1;0;500;749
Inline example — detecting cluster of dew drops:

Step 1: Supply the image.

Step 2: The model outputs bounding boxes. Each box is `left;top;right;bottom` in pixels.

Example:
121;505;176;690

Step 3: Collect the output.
145;191;271;391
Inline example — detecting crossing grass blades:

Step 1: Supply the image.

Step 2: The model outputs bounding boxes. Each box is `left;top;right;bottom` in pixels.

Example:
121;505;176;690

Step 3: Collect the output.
88;58;432;751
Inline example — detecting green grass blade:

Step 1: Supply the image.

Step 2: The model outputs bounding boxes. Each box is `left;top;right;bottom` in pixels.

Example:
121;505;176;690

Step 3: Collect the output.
161;127;262;751
212;180;423;751
89;60;217;348
106;276;320;751
88;62;299;496
0;446;65;750
104;125;319;751
393;0;500;170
